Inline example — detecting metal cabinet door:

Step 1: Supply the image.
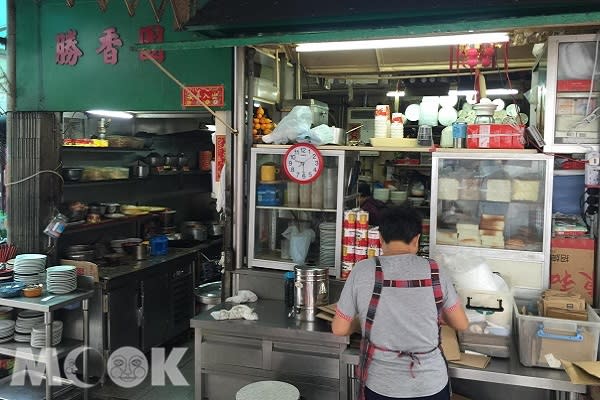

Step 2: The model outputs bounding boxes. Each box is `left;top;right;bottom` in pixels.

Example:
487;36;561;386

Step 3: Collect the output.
141;271;170;352
170;263;194;339
107;280;140;352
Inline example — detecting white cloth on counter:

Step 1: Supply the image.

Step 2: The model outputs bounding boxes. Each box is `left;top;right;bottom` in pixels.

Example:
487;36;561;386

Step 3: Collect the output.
225;290;258;304
211;305;258;321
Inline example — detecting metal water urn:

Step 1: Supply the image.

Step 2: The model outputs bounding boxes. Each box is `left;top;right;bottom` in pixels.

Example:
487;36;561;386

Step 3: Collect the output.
293;265;329;321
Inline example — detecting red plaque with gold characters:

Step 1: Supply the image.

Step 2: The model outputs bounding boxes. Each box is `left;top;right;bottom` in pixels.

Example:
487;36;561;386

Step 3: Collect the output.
182;85;225;107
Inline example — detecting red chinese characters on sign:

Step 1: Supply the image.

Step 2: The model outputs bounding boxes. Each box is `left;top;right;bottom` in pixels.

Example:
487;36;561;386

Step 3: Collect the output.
579;271;594;298
138;25;165;63
550;271;576;292
96;27;123;65
215;134;226;182
56;30;83;66
182;85;225;107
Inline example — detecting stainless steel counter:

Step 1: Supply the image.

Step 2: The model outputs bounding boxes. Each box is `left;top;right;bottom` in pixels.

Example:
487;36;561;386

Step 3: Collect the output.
341;343;586;397
191;299;349;345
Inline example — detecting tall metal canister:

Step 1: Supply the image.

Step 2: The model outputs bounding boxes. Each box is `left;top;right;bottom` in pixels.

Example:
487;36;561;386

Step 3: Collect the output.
293;265;329;321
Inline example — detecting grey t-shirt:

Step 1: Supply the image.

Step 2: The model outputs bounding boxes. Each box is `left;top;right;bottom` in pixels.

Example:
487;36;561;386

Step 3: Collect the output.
336;255;459;398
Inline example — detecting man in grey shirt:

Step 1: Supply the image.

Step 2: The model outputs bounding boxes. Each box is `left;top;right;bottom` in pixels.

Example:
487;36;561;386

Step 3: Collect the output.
333;206;468;400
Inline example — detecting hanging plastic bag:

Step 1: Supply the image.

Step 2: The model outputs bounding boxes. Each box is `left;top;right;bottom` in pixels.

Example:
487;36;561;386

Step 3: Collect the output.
282;225;315;265
262;106;312;144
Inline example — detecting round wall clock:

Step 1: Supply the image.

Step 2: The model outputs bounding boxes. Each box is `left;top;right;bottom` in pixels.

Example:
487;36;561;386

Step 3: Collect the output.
282;143;324;184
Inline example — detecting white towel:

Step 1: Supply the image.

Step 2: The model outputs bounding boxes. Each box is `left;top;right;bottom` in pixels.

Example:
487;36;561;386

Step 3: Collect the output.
225;290;258;304
211;305;258;321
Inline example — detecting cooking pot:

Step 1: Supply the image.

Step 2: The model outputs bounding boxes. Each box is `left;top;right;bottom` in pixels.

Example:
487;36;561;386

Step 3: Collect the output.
122;242;150;260
158;210;176;227
62;168;84;182
182;221;208;241
176;154;189;169
208;221;223;237
194;281;222;312
164;154;177;167
130;160;150;178
144;153;164;167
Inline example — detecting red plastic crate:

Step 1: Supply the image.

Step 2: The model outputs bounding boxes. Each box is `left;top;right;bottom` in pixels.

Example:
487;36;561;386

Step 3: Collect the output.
466;124;525;149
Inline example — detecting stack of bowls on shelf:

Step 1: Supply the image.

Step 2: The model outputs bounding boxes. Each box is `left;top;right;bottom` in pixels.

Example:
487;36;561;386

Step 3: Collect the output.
13;254;47;285
46;266;77;295
373;188;390;203
15;310;44;343
390;190;408;205
30;321;63;348
319;222;337;267
0;307;12;320
0;320;15;343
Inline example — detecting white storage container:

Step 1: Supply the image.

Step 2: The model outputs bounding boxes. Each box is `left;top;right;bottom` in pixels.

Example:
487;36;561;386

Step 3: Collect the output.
456;287;513;358
514;301;600;368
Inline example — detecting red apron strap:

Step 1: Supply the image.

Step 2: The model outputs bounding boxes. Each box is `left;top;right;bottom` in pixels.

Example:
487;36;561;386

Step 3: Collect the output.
429;258;444;315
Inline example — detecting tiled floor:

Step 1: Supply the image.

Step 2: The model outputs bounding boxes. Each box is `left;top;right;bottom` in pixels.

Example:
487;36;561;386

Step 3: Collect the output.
89;336;195;400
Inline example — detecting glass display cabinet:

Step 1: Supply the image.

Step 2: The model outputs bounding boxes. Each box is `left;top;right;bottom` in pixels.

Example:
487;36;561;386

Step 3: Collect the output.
247;145;358;277
429;152;554;297
532;34;600;153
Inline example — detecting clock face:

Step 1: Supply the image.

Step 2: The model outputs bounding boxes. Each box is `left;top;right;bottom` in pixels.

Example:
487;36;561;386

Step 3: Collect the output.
282;143;324;184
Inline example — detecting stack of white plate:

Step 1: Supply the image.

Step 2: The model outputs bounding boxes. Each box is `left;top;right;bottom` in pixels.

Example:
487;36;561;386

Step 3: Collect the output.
390;191;408;205
0;320;15;343
30;321;63;348
319;222;337;267
13;254;46;285
46;266;77;295
15;310;45;342
0;307;12;320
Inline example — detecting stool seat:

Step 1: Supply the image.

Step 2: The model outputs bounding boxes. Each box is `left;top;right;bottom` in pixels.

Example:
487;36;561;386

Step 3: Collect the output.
236;380;300;400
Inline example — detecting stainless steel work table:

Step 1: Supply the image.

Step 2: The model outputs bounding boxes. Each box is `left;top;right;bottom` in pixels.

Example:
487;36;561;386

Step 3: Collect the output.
0;288;94;400
341;344;586;400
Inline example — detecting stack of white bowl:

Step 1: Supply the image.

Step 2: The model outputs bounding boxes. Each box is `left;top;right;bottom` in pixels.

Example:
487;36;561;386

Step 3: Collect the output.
30;321;63;348
15;310;44;343
46;266;77;295
390;191;408;205
374;105;390;138
14;254;46;285
373;188;390;202
0;320;15;343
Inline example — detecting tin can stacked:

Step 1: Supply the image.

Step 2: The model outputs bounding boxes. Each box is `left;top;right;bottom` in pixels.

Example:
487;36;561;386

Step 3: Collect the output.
341;209;383;279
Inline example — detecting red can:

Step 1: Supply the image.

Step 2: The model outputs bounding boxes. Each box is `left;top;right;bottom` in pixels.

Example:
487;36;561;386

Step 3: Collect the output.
342;245;355;263
355;246;368;262
341;262;354;280
343;210;357;228
356;210;369;228
367;247;379;258
356;229;368;247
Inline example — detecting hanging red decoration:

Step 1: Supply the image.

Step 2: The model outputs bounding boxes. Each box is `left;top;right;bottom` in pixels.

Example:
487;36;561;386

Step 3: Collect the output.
449;43;502;71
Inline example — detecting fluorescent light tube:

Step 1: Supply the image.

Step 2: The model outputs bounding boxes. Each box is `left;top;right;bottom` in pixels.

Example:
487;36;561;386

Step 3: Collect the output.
386;91;406;97
296;32;509;52
87;110;134;119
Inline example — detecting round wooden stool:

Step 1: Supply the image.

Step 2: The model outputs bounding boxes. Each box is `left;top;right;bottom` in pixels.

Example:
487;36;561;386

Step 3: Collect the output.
236;380;300;400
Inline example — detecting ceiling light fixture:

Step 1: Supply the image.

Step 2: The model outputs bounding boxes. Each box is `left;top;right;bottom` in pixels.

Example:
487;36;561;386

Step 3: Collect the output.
86;110;134;119
448;88;518;96
386;91;406;97
296;32;510;52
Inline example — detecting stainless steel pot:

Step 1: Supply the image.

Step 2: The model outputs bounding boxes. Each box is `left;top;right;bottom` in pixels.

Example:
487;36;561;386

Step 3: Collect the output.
164;154;177;167
123;242;150;260
182;221;207;241
131;161;149;178
158;210;176;227
208;221;223;237
293;265;329;321
176;154;189;168
195;281;222;312
145;153;164;167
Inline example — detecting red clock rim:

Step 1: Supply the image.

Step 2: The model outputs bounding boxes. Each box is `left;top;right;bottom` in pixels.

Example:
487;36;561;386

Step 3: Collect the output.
282;143;324;184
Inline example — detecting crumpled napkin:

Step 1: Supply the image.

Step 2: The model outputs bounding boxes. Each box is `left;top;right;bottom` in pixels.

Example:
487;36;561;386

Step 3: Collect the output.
225;290;258;304
211;305;258;321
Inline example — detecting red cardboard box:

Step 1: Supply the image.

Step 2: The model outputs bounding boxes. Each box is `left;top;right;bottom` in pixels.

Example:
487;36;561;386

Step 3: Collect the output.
466;124;525;149
550;237;596;304
557;79;594;92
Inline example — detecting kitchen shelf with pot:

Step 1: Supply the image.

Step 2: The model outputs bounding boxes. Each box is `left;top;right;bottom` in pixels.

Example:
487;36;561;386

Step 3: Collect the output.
255;205;337;213
62;146;153;153
63;170;211;187
62;213;155;235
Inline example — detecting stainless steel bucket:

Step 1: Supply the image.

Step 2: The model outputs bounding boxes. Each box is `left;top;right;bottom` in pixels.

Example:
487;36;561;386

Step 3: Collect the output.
294;265;329;321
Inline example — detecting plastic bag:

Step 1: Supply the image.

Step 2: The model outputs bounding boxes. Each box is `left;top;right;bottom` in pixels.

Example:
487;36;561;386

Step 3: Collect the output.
262;106;312;144
282;225;315;265
436;252;509;292
296;124;333;145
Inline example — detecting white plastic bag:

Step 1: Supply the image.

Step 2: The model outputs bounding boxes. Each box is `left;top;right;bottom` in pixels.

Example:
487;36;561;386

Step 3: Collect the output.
436;252;508;292
282;225;315;265
296;124;333;145
262;106;313;144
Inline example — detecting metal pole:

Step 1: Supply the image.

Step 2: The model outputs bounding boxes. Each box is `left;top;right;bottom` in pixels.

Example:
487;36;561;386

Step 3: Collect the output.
232;46;247;273
83;298;89;400
295;52;302;100
44;311;53;400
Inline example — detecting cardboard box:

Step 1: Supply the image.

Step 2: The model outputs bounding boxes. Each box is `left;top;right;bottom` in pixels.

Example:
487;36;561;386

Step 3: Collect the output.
550;238;596;304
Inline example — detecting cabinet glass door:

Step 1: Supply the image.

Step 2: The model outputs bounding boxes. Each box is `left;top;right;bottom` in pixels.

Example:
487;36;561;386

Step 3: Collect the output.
251;150;341;269
434;158;547;252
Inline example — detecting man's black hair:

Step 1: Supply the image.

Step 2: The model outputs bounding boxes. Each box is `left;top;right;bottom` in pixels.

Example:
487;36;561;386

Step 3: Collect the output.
379;206;423;244
358;182;371;197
